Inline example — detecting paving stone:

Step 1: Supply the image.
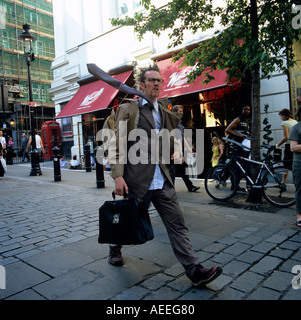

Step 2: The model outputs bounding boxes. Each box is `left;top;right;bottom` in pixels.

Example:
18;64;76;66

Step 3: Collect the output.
212;252;235;265
279;240;301;251
242;226;262;232
236;250;265;265
124;240;178;268
202;243;227;254
247;287;281;300
7;289;46;300
278;259;300;273
179;287;215;300
33;268;98;299
289;233;301;243
143;286;182;300
207;274;232;291
277;228;297;237
0;243;22;255
250;242;277;254
282;288;301;300
265;234;288;244
217;236;237;246
111;285;150;300
222;260;250;278
291;248;301;261
84;255;163;289
57;277;125;300
164;263;185;278
167;274;192;292
240;235;262;245
230;230;252;239
0;261;51;300
269;248;293;260
250;256;283;276
213;287;246;300
231;271;264;293
262;271;293;292
23;247;94;277
195;251;214;263
223;242;251;256
141;273;173;290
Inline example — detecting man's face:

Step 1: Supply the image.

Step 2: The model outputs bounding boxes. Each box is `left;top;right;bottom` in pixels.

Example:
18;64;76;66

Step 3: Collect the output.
140;70;163;102
242;106;251;117
177;107;184;115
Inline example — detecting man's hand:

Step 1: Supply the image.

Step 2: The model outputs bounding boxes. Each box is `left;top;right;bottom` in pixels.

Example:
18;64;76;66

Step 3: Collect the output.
114;176;129;196
171;152;184;164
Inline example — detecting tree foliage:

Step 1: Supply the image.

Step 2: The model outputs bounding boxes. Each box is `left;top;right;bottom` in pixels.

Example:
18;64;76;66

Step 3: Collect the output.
111;0;301;84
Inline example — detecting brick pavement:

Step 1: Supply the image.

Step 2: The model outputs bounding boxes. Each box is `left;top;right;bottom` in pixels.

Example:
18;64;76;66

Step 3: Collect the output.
0;163;301;300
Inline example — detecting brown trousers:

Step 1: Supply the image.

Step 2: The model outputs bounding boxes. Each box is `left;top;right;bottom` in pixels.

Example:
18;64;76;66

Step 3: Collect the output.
143;181;200;278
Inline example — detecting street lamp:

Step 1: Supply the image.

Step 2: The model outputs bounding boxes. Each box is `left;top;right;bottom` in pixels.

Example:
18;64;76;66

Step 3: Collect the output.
18;24;42;176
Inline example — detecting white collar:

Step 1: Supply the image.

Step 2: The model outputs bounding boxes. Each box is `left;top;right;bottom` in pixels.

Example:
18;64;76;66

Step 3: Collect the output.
142;99;159;112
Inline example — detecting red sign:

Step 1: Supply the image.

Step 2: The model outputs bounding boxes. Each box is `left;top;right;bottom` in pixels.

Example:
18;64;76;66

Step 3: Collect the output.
29;102;37;107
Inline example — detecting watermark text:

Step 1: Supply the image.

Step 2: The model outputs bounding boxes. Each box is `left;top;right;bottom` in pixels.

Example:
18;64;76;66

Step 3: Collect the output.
292;6;301;30
292;265;301;290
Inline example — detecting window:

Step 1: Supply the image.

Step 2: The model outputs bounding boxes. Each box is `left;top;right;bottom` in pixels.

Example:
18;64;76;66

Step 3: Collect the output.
62;117;72;136
115;0;141;18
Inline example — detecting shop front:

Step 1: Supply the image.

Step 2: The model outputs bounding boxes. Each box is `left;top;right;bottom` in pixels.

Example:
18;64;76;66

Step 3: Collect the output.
56;69;134;159
157;57;251;177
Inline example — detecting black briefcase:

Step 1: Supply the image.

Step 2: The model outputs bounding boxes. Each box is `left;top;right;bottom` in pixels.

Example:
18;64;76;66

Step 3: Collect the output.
98;193;154;245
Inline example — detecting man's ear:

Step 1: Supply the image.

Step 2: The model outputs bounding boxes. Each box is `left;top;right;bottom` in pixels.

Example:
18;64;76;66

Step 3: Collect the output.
139;82;145;92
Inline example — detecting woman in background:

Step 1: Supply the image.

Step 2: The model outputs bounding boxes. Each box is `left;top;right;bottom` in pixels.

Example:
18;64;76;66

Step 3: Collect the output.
289;106;301;227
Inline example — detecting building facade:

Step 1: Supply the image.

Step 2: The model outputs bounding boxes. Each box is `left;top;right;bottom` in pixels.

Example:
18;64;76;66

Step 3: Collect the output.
50;0;300;172
0;0;55;148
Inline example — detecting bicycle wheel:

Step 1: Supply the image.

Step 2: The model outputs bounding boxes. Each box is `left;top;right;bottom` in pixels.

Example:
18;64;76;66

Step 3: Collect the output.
262;166;295;208
205;164;237;201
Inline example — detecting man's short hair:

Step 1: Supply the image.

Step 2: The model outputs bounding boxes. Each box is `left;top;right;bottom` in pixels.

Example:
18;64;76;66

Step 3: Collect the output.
135;64;161;89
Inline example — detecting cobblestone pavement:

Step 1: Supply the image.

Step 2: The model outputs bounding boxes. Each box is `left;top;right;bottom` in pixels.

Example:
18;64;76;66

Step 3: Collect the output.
0;163;301;300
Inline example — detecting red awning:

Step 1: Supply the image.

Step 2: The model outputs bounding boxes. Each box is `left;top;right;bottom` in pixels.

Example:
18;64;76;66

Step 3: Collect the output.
157;57;228;98
56;70;132;118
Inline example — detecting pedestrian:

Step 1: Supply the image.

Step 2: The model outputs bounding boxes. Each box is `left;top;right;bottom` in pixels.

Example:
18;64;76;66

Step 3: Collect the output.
276;109;297;182
225;105;251;191
8;136;13;147
211;136;219;167
217;136;227;164
0;141;6;177
225;105;251;143
26;129;45;156
169;105;200;192
289;106;301;227
21;133;30;162
0;130;6;158
70;155;81;169
108;64;222;287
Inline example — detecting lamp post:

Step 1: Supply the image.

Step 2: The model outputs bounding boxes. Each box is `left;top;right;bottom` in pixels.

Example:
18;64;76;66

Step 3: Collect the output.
18;24;42;176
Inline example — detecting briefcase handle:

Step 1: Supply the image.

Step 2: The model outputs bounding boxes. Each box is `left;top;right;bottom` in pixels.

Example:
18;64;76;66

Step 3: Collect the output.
112;191;129;200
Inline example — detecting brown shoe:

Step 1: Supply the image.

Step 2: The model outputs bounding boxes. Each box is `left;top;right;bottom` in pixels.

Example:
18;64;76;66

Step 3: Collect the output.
190;265;222;287
109;245;123;266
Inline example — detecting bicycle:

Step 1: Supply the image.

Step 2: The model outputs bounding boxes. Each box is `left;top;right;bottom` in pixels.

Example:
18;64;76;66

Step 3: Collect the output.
204;137;295;208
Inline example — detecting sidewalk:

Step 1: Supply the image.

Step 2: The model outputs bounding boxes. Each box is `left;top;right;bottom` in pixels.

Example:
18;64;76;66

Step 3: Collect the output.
0;162;300;300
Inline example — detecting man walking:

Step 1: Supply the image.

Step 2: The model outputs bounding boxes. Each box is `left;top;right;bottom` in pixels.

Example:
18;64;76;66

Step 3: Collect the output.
108;64;222;287
21;133;30;162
